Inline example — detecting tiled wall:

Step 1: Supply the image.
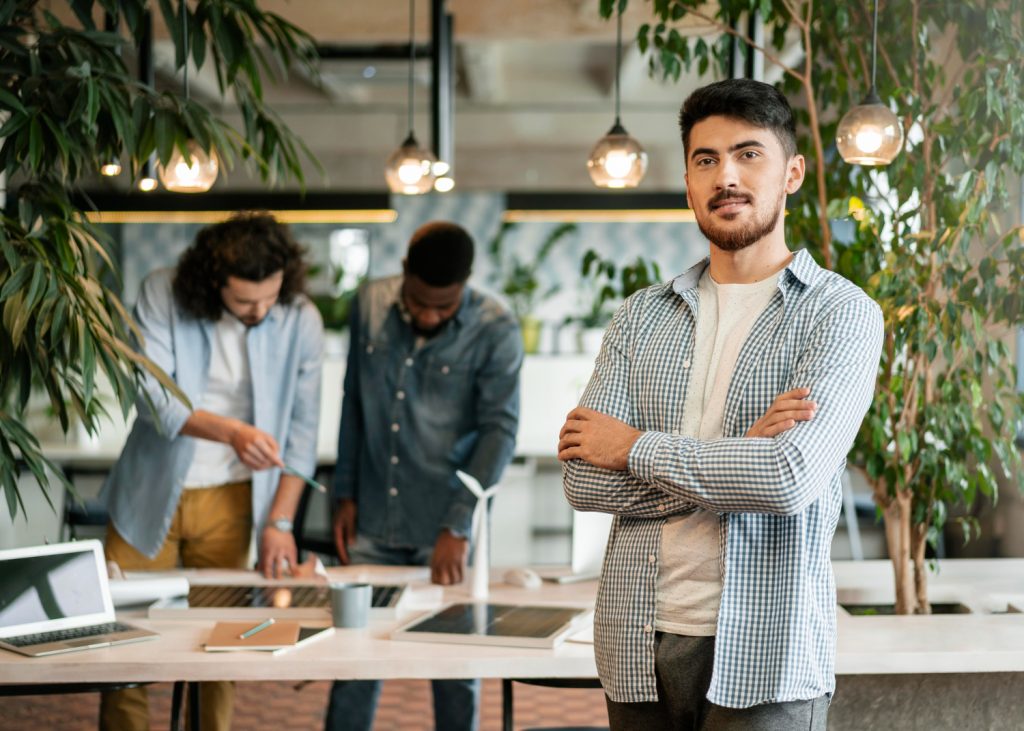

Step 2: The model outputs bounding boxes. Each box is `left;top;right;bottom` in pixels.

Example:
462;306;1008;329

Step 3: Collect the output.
113;193;708;341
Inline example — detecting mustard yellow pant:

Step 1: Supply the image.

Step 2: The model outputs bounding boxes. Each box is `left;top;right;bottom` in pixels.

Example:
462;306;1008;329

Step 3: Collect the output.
100;481;252;731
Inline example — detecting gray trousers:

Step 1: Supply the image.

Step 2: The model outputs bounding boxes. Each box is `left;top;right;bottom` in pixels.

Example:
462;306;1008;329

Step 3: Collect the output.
605;634;829;731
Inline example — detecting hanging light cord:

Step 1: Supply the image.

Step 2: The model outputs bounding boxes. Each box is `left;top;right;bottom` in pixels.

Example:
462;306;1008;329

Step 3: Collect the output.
181;1;189;101
869;0;878;93
614;2;622;126
407;0;415;137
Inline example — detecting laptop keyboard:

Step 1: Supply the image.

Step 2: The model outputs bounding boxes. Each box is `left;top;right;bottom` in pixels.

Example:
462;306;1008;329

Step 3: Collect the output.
4;621;135;647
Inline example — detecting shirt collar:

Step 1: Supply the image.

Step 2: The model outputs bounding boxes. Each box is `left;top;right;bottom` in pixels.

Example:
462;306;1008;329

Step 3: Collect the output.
392;281;471;329
672;248;821;296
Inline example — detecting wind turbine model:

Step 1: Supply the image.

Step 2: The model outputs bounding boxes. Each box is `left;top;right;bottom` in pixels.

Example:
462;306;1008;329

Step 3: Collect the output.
456;470;499;600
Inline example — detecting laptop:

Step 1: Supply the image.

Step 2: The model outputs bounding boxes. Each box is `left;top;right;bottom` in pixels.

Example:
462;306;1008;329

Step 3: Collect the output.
0;540;158;657
535;510;613;584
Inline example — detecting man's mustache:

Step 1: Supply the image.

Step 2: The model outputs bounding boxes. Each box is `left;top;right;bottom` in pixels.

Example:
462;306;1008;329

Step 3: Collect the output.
708;191;753;208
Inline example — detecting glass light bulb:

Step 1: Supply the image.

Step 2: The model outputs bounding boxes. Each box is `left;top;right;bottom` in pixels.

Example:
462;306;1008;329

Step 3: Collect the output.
385;134;437;195
158;140;219;192
100;160;122;176
837;99;903;166
854;128;884;154
587;125;648;189
137;177;158;192
434;176;455;193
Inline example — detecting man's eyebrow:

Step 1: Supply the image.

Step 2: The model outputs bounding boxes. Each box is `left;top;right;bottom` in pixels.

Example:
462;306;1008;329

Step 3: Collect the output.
689;139;767;161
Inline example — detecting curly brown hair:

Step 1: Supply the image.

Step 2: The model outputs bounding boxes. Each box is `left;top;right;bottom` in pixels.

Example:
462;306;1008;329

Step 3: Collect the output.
172;212;308;321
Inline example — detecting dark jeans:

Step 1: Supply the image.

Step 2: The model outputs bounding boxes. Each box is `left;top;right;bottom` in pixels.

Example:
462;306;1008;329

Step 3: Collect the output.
324;535;480;731
605;633;829;731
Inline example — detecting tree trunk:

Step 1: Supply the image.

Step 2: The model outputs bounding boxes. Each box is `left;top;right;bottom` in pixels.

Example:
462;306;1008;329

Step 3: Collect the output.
882;490;917;614
911;521;930;614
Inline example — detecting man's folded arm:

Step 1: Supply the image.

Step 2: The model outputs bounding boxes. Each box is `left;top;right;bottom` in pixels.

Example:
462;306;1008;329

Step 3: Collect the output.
562;295;697;518
627;295;883;515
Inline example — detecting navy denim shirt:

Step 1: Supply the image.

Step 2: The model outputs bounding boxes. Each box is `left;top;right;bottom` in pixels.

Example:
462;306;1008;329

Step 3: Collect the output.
334;276;523;548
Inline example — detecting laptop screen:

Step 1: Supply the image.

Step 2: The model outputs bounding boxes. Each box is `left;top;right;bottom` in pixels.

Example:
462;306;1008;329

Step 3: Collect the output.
0;542;111;637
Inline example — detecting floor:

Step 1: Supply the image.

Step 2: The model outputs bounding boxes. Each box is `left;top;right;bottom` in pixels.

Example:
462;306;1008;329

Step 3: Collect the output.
1;678;610;730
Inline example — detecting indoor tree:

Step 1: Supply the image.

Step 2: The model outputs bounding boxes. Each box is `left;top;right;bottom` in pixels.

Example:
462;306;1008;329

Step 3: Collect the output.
0;0;318;517
607;0;1024;613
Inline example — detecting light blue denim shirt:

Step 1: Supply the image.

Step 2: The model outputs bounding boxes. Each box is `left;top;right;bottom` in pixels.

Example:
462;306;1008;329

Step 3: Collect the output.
333;276;522;548
101;269;324;558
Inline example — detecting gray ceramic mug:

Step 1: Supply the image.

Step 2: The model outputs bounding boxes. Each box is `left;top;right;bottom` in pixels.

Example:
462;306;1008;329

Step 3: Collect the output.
329;582;372;628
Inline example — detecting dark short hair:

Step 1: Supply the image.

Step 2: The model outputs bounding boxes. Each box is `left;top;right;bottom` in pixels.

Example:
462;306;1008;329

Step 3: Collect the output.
172;212;307;320
405;221;474;287
678;79;798;159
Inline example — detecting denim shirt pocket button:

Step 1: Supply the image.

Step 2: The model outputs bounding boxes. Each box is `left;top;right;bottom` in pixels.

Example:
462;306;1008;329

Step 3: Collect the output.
441;365;450;375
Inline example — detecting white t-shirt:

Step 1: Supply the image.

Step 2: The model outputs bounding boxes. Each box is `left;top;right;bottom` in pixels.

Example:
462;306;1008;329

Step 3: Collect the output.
656;267;781;635
183;314;254;489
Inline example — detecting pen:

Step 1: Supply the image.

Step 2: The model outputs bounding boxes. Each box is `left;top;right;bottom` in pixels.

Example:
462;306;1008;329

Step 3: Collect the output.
239;617;275;640
282;465;328;494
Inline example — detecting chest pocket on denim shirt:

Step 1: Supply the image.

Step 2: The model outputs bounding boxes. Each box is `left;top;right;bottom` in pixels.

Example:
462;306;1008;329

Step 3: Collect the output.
425;357;473;414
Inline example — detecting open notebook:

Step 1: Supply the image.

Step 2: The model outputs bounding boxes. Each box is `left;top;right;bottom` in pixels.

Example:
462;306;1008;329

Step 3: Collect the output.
204;620;334;655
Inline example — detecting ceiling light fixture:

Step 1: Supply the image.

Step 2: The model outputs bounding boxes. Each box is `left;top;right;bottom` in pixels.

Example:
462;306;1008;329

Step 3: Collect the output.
158;2;219;192
587;3;647;189
137;155;158;192
836;0;902;165
98;13;123;177
385;0;436;195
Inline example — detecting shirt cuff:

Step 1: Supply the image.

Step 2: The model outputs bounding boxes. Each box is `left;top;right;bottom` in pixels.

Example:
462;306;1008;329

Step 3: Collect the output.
441;501;475;540
628;430;665;483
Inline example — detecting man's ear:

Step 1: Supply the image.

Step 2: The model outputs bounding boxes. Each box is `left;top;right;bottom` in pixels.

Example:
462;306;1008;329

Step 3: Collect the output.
785;154;806;195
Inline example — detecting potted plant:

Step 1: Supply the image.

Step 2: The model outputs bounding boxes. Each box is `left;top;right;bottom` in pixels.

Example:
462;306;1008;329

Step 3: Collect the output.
487;221;578;353
0;1;318;516
572;249;662;353
618;0;1024;612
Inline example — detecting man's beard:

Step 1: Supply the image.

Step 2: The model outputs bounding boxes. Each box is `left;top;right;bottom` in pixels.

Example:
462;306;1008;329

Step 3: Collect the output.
696;189;785;252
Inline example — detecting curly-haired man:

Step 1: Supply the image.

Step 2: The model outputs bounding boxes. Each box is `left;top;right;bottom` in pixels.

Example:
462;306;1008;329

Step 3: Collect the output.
99;212;323;731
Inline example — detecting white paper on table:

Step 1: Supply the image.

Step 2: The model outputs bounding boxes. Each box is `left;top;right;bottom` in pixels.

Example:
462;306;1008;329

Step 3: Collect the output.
109;576;190;607
566;624;595;645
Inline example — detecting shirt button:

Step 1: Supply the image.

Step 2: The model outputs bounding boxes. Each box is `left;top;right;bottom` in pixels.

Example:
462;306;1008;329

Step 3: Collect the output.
648;554;656;564
644;624;653;633
441;365;450;375
405;357;414;367
682;359;691;368
391;423;400;432
366;345;374;354
389;487;399;497
396;390;406;400
390;456;399;465
657;504;666;512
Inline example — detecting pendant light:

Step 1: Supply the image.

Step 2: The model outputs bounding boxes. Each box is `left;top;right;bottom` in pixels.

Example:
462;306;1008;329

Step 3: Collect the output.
159;2;219;192
385;0;437;195
137;154;158;192
836;0;902;165
587;3;647;189
99;13;123;177
100;160;122;177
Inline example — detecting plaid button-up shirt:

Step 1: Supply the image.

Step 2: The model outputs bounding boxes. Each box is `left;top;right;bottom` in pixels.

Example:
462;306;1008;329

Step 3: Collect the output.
563;249;883;708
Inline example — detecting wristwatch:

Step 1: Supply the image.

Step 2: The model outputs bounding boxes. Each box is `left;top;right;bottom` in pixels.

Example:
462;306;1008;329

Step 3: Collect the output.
270;516;294;533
